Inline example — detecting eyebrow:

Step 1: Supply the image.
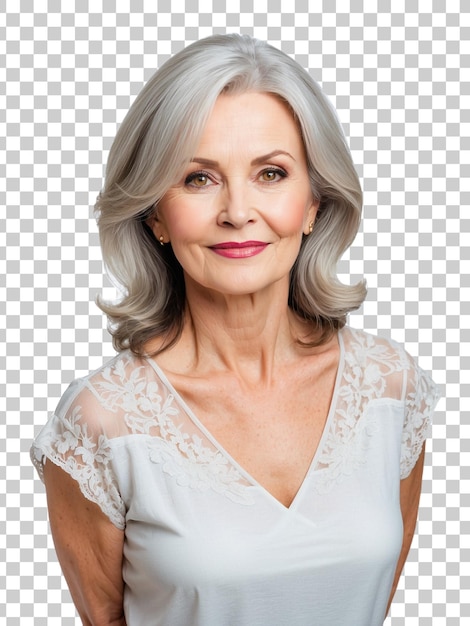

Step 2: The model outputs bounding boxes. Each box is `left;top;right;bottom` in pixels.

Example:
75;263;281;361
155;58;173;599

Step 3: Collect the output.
190;150;296;167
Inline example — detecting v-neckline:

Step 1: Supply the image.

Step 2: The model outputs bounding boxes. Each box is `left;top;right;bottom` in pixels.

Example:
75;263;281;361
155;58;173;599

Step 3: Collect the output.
145;328;345;511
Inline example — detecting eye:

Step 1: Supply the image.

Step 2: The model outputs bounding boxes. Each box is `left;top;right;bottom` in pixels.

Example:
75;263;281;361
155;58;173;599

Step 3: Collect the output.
184;171;213;188
259;168;287;182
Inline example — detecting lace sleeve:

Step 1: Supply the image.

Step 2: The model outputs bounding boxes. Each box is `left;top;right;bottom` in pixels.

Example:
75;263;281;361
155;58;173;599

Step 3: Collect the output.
400;355;441;480
30;380;126;530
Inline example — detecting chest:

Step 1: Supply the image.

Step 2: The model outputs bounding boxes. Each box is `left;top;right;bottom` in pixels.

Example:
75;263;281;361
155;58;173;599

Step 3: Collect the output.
120;420;403;625
117;402;404;624
166;360;338;508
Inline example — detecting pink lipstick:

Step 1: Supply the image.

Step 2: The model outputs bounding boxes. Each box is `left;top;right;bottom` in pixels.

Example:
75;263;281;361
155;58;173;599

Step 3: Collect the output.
210;241;268;258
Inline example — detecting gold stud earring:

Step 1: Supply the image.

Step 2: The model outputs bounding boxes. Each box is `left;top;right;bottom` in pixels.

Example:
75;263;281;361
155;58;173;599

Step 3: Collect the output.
159;236;165;246
308;221;314;234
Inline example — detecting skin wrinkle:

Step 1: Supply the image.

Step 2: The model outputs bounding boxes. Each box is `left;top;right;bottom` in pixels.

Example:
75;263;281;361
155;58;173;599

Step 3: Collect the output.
148;92;319;385
40;83;429;625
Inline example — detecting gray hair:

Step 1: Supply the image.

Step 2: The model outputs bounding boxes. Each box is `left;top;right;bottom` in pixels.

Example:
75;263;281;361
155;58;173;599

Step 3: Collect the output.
95;33;367;355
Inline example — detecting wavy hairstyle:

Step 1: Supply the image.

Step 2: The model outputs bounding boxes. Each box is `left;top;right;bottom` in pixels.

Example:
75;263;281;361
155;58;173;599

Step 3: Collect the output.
95;34;366;356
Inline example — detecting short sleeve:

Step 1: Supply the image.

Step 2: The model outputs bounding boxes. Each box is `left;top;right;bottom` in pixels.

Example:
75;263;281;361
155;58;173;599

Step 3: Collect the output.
30;379;126;530
400;354;441;479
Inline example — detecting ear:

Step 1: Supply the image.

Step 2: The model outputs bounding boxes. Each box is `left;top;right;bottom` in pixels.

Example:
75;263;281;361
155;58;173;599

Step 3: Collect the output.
303;198;320;236
146;213;168;245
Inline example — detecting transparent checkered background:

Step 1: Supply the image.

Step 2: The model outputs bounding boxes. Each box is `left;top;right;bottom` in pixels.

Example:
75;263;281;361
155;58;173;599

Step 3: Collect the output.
1;1;468;624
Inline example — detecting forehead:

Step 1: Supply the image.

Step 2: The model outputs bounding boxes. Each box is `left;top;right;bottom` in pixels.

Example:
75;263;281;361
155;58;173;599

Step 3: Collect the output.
196;92;304;154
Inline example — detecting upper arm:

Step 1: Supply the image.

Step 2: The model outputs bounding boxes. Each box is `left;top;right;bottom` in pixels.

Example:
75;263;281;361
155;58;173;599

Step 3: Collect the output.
400;442;426;542
43;459;126;626
386;443;426;615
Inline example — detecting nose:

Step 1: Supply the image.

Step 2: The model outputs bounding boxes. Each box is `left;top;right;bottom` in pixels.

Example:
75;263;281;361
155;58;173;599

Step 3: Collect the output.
216;180;256;229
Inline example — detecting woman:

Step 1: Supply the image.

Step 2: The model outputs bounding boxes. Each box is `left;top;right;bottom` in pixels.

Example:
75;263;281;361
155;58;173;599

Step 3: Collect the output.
31;34;440;625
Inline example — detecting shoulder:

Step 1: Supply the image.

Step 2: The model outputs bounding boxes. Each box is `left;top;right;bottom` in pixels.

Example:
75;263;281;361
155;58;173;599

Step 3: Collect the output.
341;325;440;407
31;352;142;529
32;349;167;481
341;325;409;373
53;351;160;438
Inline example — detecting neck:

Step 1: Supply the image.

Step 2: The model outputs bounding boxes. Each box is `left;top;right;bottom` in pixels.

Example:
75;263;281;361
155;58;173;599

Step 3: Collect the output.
176;276;310;386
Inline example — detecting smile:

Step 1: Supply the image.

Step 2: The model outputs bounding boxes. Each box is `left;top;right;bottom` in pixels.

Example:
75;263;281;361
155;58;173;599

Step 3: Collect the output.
210;241;269;258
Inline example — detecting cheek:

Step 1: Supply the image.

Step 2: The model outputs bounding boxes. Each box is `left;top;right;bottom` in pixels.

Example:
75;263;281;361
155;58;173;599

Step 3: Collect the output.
160;204;215;272
166;217;189;242
159;199;205;242
268;193;311;235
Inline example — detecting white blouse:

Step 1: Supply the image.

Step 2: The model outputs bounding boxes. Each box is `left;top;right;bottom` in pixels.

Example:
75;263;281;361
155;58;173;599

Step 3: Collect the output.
31;326;440;626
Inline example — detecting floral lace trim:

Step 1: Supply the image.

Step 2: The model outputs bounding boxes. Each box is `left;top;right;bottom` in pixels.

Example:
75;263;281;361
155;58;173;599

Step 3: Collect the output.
32;331;438;517
312;330;411;494
401;365;440;479
94;356;255;505
147;438;255;504
30;407;126;530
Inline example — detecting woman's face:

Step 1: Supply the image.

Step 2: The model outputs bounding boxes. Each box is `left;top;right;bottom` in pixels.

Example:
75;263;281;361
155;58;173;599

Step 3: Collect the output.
150;91;318;298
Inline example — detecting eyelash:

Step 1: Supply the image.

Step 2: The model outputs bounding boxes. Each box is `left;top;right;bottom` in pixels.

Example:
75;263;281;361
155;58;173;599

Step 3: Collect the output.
184;170;212;186
260;167;288;182
184;167;288;187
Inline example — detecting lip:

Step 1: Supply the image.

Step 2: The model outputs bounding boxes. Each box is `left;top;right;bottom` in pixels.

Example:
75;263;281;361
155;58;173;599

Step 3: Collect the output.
210;241;268;258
